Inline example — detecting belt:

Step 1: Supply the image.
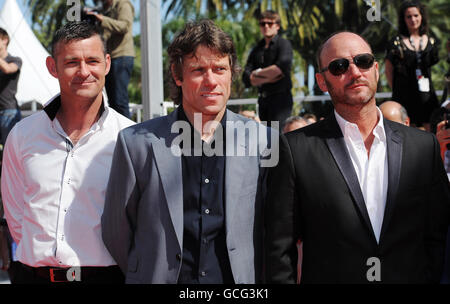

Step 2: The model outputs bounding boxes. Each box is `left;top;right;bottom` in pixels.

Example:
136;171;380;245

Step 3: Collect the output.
20;263;120;283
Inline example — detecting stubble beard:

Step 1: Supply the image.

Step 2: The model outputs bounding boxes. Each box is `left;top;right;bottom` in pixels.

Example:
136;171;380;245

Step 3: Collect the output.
325;75;377;108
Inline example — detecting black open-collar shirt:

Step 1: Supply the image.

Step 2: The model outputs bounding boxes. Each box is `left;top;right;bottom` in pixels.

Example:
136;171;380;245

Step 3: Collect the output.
176;107;234;284
242;34;293;95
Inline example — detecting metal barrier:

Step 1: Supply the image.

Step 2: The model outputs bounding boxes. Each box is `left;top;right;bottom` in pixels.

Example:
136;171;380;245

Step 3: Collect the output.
20;90;444;123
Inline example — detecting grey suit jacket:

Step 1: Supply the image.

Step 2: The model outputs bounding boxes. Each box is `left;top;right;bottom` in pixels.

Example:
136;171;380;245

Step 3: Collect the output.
102;108;273;284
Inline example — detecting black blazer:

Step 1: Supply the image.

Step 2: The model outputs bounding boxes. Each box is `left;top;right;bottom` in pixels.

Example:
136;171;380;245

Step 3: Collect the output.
265;115;450;284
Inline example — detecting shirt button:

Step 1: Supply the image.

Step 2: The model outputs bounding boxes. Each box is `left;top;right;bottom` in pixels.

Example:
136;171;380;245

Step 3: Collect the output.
204;178;209;184
205;209;210;214
200;271;206;277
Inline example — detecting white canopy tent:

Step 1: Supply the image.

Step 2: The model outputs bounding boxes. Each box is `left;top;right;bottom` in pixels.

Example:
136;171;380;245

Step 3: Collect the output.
0;0;59;107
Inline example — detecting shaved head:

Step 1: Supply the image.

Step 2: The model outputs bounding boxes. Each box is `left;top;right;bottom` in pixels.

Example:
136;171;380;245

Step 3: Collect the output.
316;31;372;70
380;101;410;126
315;31;379;110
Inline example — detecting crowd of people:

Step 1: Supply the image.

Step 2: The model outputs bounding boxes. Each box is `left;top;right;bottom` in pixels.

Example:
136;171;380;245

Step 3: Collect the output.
0;0;449;285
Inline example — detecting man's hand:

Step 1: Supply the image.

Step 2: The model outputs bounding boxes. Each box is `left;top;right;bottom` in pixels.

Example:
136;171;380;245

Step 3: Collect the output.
250;65;284;87
436;120;450;163
250;69;267;87
85;10;104;22
0;57;19;74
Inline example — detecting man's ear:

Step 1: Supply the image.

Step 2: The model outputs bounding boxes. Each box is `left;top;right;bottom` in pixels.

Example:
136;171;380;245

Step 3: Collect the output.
404;117;410;127
315;72;328;93
374;61;379;83
171;63;182;86
46;56;58;78
105;54;111;76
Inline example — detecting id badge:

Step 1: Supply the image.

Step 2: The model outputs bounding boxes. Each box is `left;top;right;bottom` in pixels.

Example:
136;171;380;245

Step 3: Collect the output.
418;77;430;92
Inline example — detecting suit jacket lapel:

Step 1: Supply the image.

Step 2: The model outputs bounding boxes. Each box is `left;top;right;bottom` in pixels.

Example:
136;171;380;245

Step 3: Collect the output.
224;110;253;229
152;108;184;248
379;120;403;242
324;116;377;242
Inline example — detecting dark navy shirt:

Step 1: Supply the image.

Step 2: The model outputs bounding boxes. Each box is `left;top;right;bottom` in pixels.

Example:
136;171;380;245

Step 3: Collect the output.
242;34;293;95
177;107;234;284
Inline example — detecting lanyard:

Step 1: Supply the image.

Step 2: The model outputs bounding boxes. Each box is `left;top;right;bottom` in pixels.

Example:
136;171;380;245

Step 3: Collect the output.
409;36;423;64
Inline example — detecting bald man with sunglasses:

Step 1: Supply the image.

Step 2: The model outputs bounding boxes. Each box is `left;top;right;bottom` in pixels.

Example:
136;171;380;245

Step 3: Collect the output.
265;32;450;284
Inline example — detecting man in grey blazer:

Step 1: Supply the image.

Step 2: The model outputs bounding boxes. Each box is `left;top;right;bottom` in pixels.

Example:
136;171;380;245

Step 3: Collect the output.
101;20;276;284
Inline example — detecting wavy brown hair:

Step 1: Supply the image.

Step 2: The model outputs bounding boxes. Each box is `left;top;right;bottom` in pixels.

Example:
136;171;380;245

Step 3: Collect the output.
167;19;239;105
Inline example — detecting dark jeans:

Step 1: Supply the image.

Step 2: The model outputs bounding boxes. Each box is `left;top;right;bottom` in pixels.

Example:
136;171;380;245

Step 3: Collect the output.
0;108;21;146
105;56;134;118
258;91;293;132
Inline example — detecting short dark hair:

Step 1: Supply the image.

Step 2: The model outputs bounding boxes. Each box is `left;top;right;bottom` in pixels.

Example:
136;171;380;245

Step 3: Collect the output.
398;1;429;36
167;19;239;105
259;10;281;25
315;31;372;70
0;27;9;45
51;21;106;58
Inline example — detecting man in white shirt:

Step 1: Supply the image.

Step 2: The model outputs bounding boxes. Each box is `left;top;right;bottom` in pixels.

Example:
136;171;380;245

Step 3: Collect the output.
1;21;134;284
265;32;450;283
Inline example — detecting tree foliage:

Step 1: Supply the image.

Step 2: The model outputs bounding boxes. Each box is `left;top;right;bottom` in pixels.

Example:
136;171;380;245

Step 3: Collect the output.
25;0;450;104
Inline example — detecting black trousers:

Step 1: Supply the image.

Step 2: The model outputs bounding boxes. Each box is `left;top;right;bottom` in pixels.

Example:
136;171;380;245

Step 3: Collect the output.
258;91;293;131
13;262;124;284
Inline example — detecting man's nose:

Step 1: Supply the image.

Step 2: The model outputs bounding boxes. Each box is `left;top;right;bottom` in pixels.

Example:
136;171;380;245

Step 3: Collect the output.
347;62;363;78
203;69;218;87
78;61;90;77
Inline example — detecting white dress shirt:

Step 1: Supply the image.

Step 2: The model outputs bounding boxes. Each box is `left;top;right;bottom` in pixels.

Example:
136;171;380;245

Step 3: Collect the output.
1;95;135;267
335;108;388;243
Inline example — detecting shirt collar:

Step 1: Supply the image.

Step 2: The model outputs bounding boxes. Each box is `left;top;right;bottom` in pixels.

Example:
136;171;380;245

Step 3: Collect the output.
334;107;386;142
44;93;109;129
258;34;279;47
177;106;227;131
270;34;280;45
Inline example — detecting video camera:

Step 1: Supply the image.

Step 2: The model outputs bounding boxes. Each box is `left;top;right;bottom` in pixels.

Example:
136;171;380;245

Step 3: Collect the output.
81;5;102;26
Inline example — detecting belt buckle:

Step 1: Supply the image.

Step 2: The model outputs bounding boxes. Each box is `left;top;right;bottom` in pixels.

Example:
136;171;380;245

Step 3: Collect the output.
49;268;67;283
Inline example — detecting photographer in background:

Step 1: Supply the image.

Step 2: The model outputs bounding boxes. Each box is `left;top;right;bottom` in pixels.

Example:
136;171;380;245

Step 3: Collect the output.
436;103;450;180
86;0;135;118
431;39;450;177
431;38;450;284
437;104;450;285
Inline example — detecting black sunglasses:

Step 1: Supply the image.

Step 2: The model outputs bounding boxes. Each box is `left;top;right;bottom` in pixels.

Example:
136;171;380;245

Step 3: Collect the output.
259;21;276;27
320;53;375;76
